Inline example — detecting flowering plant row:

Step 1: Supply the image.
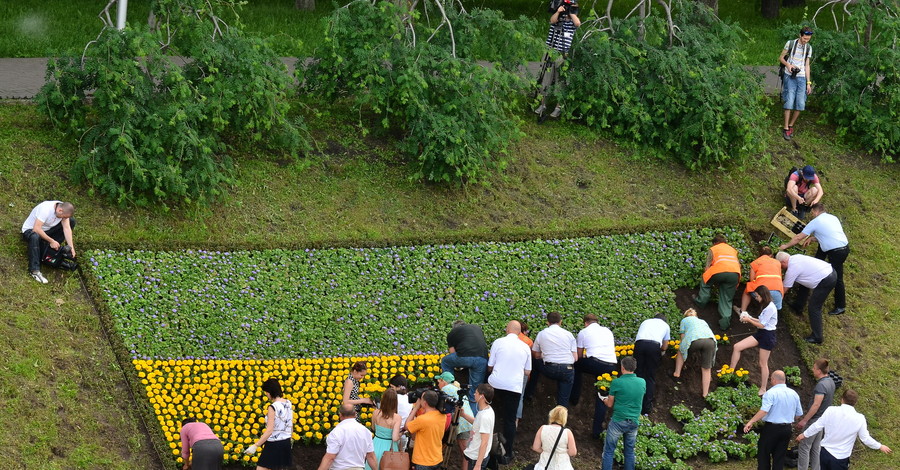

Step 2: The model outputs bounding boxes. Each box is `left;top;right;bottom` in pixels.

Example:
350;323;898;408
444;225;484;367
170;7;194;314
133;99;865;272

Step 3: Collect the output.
716;364;750;386
135;355;441;465
87;228;751;360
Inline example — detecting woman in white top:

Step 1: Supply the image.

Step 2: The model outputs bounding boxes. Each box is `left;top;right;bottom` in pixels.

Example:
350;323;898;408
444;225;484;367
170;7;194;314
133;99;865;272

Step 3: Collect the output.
530;406;576;470
244;378;294;470
730;286;779;396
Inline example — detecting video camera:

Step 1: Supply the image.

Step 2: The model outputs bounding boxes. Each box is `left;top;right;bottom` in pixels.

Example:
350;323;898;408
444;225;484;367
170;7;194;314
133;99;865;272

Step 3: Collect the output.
549;0;579;16
408;382;470;415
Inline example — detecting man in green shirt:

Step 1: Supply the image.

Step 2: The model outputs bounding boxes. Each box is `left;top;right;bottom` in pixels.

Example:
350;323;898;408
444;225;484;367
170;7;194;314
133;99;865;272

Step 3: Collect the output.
600;356;645;470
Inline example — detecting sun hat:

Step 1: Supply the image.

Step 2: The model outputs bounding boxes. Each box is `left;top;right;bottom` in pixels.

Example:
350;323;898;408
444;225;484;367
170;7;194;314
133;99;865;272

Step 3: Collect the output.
435;371;455;383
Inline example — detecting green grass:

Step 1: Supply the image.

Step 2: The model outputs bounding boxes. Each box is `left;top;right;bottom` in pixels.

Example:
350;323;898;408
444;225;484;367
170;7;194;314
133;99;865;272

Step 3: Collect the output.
1;99;898;469
0;0;836;64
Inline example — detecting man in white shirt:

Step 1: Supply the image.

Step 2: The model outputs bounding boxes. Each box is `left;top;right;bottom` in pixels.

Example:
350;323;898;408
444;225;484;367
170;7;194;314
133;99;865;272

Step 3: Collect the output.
797;389;892;469
776;252;836;344
568;313;617;436
487;320;532;463
529;312;577;408
318;404;378;470
20;200;77;284
632;313;671;415
779;26;814;140
460;384;495;470
780;203;849;316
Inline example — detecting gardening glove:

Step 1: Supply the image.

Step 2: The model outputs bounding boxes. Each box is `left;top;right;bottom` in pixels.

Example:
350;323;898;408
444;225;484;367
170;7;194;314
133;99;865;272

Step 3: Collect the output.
244;444;258;455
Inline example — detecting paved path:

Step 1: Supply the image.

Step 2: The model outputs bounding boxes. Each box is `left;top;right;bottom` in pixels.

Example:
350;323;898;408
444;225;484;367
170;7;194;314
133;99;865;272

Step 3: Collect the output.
0;58;782;100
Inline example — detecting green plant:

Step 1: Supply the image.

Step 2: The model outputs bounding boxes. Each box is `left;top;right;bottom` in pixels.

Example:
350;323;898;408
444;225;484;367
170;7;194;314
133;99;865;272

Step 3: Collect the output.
563;1;767;169
793;0;900;160
717;364;750;386
304;1;542;183
35;0;306;206
670;403;695;422
784;365;802;386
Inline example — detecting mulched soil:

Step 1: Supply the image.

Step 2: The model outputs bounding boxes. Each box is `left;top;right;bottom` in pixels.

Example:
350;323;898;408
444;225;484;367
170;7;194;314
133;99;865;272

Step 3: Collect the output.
222;285;813;470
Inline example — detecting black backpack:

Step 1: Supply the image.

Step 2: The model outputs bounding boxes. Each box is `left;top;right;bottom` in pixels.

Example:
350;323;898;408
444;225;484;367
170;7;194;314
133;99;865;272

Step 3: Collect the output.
42;245;78;271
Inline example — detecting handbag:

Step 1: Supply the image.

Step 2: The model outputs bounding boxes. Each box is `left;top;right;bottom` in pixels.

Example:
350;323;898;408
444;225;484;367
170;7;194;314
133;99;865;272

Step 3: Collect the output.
379;450;410;470
522;426;566;470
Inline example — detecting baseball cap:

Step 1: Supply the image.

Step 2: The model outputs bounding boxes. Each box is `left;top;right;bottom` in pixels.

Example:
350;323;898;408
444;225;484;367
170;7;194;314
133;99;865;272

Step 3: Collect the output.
801;165;816;179
435;372;455;383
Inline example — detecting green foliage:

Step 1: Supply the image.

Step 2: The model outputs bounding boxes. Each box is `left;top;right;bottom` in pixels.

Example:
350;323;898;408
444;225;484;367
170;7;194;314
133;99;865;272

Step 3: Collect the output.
670;403;695;422
35;0;305;206
86;227;751;359
563;1;767;169
790;1;900;160
784;365;802;386
304;1;542;183
706;383;762;418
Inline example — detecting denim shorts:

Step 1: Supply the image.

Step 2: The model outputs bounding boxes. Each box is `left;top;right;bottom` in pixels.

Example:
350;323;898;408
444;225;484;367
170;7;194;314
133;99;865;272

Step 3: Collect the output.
782;75;808;111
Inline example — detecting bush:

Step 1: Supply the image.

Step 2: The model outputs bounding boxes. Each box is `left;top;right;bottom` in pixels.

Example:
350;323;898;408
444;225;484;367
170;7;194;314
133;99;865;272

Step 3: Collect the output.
35;0;305;206
791;1;900;160
562;1;767;169
304;1;542;183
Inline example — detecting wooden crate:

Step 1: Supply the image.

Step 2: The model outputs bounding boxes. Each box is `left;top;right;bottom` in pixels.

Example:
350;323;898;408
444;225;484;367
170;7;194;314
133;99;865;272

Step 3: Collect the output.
770;207;807;239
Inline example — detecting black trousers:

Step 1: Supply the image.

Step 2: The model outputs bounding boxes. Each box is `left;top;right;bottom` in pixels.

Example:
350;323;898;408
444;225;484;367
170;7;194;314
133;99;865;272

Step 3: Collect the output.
633;340;662;414
492;388;520;459
571;357;617;435
819;447;850;470
21;218;76;272
795;270;837;341
758;422;792;470
815;245;849;309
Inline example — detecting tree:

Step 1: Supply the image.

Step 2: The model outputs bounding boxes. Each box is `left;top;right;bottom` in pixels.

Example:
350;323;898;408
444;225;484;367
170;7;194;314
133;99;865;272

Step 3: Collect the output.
761;0;780;19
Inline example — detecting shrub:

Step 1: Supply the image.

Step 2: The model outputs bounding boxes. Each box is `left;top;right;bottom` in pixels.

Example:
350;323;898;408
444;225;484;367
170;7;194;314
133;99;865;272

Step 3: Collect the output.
304;1;542;183
563;1;766;169
791;1;900;160
35;0;305;206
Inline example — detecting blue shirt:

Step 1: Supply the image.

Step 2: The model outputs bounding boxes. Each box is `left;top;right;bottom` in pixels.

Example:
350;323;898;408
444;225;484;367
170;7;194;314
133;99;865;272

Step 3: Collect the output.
802;212;848;252
761;384;803;424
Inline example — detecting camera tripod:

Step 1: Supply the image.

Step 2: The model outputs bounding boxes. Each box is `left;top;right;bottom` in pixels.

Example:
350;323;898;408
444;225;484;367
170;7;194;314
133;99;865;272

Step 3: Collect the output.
439;400;469;470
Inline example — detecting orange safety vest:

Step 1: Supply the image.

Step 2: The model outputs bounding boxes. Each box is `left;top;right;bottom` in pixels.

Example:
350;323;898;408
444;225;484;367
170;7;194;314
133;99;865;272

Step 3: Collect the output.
746;255;784;294
702;243;741;283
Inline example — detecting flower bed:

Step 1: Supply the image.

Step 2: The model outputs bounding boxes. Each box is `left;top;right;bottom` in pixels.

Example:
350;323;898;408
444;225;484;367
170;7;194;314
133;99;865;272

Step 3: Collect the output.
136;355;441;465
86;227;755;466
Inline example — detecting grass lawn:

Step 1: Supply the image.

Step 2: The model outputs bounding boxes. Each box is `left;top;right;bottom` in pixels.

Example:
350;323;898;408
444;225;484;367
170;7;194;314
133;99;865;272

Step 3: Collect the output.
1;0;832;64
1;99;897;468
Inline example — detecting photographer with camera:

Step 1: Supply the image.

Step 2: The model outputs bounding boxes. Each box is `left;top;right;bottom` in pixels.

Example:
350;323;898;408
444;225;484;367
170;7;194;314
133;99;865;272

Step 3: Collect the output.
437;372;475;470
534;0;581;120
20;200;77;284
406;390;447;470
779;27;814;141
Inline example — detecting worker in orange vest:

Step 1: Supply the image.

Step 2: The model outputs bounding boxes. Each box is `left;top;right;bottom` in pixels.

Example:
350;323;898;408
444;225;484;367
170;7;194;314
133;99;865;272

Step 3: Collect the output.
739;246;784;312
694;234;742;330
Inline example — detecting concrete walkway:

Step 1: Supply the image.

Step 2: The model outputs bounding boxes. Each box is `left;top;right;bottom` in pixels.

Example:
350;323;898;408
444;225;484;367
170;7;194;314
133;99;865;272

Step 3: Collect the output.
0;58;782;100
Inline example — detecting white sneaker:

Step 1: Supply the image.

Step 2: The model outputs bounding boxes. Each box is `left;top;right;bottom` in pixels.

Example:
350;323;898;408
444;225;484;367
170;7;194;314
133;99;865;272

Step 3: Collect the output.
31;271;49;284
534;104;546;115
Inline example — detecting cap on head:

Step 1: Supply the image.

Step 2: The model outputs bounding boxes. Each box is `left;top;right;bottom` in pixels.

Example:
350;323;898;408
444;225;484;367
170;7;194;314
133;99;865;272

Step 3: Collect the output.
802;165;816;179
435;371;455;383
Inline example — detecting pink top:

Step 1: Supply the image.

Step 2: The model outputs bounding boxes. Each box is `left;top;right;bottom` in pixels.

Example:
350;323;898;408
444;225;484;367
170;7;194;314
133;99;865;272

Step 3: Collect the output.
181;422;219;460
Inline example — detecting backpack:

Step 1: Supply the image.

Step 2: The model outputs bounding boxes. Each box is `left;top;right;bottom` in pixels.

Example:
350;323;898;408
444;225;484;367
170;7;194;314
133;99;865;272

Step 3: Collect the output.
783;166;799;192
778;39;810;81
42;245;78;271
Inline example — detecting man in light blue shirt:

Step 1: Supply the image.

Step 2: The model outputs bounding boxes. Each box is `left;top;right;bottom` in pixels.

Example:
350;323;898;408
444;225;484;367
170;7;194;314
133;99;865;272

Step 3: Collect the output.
780;203;849;316
744;371;803;470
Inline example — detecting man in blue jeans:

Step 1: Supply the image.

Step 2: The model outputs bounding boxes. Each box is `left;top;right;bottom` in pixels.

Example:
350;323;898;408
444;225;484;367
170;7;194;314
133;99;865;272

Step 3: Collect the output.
779;26;814;141
441;320;489;411
601;356;645;470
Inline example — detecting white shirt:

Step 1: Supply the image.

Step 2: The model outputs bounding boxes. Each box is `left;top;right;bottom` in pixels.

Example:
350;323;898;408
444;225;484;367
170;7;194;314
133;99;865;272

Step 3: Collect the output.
576;323;616;363
759;302;778;331
783;40;812;78
803;404;884;459
396;395;413;428
487;334;532;393
533;324;577;364
783;254;834;289
21;200;63;233
634;318;671;346
463;406;494;460
326;418;375;470
802;212;848;252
